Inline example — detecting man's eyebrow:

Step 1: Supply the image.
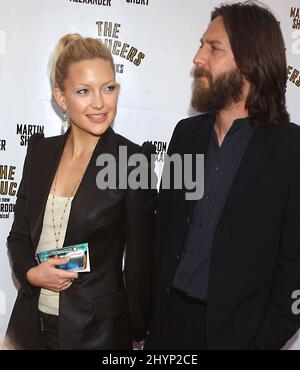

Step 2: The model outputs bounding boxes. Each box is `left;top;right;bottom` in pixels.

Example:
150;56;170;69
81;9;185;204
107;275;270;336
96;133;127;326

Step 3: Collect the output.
200;38;224;46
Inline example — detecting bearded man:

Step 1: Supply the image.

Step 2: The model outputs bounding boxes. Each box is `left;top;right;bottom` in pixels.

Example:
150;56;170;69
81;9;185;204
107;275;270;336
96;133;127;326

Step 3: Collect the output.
145;2;300;350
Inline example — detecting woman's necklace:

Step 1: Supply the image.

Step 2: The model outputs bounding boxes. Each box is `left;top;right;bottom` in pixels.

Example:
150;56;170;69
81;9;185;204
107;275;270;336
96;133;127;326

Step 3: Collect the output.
51;173;83;249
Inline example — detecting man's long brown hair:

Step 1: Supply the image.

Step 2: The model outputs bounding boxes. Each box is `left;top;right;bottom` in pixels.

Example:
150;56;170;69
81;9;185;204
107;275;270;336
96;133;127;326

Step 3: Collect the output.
212;1;290;124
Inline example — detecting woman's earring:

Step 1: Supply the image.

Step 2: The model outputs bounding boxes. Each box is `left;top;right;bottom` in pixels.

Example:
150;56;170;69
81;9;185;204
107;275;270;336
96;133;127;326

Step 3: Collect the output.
62;110;69;130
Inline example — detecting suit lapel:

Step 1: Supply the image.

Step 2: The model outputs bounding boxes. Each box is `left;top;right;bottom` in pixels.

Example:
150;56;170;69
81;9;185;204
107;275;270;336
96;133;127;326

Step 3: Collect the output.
29;127;118;249
184;122;270;223
219;126;268;219
64;128;118;245
186;117;214;218
30;131;69;248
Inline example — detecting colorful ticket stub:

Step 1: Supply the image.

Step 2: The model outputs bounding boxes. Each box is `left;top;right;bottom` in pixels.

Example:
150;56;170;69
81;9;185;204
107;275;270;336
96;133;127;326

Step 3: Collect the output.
36;243;90;272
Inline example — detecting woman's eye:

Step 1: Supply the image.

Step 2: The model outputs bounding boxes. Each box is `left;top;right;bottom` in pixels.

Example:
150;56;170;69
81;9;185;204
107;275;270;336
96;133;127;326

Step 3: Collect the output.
105;85;116;93
76;88;89;94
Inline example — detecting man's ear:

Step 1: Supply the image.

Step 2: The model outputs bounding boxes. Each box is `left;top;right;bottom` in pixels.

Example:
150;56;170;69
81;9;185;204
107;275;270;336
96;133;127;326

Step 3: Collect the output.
52;88;67;111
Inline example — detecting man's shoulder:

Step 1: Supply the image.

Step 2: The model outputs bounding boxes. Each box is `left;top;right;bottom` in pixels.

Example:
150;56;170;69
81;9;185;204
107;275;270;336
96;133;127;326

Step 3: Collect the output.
262;122;300;162
173;114;213;138
281;121;300;136
175;114;212;130
267;121;300;145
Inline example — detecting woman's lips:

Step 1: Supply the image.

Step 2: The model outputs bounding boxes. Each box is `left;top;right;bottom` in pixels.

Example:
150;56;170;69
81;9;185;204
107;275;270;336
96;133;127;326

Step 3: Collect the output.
86;113;107;123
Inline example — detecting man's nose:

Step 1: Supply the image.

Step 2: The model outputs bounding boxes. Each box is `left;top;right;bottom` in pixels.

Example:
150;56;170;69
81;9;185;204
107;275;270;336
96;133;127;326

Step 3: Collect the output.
193;47;207;67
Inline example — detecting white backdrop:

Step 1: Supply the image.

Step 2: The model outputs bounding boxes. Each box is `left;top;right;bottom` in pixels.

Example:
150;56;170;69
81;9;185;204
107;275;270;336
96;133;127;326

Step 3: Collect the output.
0;0;299;349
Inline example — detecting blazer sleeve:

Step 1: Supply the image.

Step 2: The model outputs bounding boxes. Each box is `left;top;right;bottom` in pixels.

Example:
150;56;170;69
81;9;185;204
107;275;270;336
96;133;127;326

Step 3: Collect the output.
124;142;157;341
251;137;300;349
7;133;43;298
152;121;183;284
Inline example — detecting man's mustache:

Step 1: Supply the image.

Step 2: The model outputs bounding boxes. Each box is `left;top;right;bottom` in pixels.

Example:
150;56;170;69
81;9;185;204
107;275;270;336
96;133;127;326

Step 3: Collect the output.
194;68;213;84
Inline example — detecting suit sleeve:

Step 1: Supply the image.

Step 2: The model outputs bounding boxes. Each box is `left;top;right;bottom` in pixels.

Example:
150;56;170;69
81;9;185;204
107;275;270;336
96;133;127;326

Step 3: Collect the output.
7;134;43;298
152;121;183;286
124;142;157;341
251;138;300;349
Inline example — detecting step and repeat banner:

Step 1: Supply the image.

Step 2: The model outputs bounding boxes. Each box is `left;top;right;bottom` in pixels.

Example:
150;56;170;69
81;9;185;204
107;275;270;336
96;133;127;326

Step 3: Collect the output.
0;0;300;349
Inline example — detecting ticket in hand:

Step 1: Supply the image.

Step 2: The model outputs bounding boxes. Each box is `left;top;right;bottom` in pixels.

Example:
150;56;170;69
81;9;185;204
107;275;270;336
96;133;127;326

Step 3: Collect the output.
35;242;90;272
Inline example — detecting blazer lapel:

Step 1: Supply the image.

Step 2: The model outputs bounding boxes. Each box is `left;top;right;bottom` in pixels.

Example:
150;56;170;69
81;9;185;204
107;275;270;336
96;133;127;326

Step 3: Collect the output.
30;131;69;248
186;118;214;218
64;127;118;246
219;125;269;219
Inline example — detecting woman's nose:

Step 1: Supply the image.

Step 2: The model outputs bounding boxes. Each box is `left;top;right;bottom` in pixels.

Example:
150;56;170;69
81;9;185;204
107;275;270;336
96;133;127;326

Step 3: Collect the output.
91;93;104;109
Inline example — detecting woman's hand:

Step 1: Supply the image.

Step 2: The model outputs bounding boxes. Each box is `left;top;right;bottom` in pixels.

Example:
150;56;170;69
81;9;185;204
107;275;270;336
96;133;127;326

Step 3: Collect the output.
26;257;78;292
133;339;145;350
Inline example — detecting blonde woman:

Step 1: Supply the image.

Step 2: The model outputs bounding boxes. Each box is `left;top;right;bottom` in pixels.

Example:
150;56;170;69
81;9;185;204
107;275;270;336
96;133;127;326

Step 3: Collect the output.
5;34;156;350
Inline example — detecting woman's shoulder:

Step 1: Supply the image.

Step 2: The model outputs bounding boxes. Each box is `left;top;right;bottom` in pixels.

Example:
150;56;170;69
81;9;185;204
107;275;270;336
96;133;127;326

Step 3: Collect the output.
115;132;140;152
115;133;155;157
28;132;44;146
28;132;66;150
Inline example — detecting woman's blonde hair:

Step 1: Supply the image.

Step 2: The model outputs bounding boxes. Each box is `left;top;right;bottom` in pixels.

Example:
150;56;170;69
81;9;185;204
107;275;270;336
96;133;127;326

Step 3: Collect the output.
50;33;115;90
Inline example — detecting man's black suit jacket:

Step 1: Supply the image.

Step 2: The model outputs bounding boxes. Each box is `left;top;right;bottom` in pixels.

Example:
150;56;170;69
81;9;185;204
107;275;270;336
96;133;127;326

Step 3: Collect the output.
148;114;300;350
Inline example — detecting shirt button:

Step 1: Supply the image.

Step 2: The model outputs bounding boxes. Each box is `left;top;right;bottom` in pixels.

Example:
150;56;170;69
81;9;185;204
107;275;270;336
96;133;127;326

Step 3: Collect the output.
176;255;180;260
166;288;171;293
215;166;219;171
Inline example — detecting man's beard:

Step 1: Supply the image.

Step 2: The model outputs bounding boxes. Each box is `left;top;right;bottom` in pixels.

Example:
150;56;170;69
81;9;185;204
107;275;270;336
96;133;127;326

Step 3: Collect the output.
191;67;245;114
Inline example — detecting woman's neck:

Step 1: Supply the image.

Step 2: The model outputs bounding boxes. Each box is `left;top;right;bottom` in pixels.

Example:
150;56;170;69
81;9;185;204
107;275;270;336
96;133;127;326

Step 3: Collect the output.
66;126;100;159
